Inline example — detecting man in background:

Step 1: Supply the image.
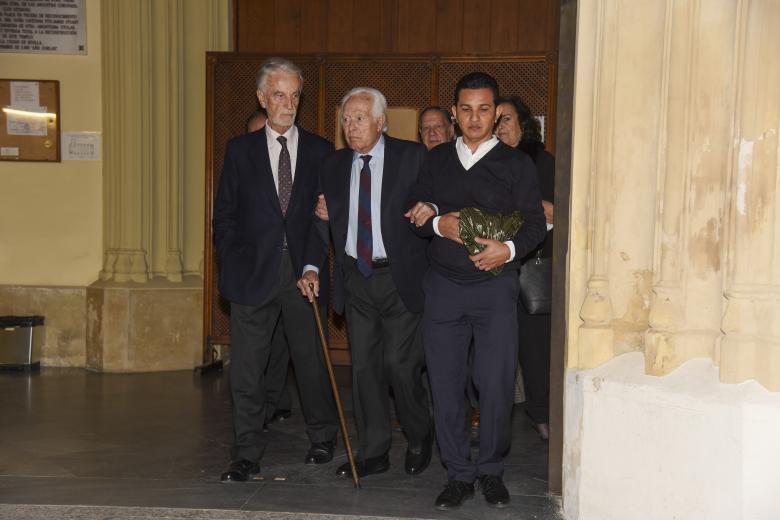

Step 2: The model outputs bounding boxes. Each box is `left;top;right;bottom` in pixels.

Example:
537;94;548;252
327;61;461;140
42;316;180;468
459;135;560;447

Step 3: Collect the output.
418;106;454;150
246;108;267;133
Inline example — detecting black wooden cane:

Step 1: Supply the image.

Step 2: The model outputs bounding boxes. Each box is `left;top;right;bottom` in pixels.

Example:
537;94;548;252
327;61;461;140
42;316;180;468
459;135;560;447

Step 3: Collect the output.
308;283;361;488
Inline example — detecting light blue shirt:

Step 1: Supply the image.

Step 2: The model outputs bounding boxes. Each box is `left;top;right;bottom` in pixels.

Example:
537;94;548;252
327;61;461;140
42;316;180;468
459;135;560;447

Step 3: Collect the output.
345;135;387;260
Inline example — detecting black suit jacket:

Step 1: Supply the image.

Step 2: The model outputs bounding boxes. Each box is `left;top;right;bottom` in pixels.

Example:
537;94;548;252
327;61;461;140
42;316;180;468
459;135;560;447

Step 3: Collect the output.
214;127;333;306
305;135;429;314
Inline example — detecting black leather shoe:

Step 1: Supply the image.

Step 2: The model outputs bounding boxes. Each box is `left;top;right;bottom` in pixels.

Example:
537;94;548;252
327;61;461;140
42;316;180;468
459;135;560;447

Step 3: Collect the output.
305;439;335;464
220;459;259;482
404;434;432;475
435;480;474;510
335;454;389;478
480;474;510;508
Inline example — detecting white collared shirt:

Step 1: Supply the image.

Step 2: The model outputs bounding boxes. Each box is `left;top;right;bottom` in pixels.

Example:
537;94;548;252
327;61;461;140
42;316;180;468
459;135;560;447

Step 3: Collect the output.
265;124;299;191
432;135;516;262
455;135;499;170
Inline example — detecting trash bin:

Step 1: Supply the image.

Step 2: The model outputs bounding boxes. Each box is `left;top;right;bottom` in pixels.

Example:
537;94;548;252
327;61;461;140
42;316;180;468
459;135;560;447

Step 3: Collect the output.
0;315;44;370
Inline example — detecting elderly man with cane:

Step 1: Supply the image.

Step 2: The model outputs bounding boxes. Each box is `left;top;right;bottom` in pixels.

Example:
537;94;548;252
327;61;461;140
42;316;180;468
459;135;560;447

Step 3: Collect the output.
213;57;340;482
298;87;433;480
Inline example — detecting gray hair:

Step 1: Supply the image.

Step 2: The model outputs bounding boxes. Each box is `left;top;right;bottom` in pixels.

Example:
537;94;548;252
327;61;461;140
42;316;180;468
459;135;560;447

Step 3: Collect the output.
340;87;388;132
255;57;304;92
419;106;453;129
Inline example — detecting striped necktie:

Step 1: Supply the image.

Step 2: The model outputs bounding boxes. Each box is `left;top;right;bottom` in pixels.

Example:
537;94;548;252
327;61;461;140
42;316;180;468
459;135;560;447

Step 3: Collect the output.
356;154;373;277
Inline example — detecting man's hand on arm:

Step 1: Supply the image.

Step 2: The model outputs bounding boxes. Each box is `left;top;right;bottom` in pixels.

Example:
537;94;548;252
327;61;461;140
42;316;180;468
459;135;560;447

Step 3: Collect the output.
296;270;320;302
315;194;329;221
469;238;512;271
436;211;463;244
404;201;436;227
542;200;554;226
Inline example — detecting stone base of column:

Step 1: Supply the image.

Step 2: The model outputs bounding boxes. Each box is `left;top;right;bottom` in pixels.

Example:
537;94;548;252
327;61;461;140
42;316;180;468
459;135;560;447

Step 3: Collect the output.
575;325;614;368
86;277;203;372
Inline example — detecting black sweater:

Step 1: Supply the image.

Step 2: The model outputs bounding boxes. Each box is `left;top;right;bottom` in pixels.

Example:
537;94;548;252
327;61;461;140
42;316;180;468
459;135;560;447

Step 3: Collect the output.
409;140;546;283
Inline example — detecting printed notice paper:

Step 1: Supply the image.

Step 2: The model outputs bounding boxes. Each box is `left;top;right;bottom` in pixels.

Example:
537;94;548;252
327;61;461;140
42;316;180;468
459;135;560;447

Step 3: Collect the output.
62;132;101;161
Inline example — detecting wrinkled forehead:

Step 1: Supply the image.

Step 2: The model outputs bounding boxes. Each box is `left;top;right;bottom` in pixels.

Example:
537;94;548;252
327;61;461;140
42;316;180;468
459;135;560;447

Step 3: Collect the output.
264;71;302;92
421;111;449;127
343;93;375;114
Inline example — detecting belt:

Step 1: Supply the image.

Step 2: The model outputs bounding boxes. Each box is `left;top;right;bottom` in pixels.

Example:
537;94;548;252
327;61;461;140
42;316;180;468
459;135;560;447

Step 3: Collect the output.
347;256;390;269
372;258;390;268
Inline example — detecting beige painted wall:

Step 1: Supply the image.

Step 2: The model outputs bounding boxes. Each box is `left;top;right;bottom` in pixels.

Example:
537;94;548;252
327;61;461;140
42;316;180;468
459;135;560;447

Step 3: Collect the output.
0;0;103;287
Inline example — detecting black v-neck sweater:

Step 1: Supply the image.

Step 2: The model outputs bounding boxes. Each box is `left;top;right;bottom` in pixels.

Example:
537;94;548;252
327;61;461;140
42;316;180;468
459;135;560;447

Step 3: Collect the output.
409;140;546;283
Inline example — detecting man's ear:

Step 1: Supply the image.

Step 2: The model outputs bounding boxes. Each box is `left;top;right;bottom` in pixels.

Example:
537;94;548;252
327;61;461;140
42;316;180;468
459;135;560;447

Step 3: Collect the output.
377;114;387;132
256;90;267;109
450;105;457;120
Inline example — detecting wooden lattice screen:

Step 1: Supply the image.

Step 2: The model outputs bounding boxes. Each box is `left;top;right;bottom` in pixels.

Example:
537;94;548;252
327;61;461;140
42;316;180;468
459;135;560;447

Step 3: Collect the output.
204;52;557;365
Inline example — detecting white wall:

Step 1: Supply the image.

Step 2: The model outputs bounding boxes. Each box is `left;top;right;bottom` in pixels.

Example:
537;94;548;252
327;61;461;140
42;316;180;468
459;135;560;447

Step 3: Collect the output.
564;353;780;520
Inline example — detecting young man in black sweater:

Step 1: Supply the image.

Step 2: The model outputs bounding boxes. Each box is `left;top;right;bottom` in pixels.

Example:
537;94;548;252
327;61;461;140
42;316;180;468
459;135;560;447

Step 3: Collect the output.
406;72;546;510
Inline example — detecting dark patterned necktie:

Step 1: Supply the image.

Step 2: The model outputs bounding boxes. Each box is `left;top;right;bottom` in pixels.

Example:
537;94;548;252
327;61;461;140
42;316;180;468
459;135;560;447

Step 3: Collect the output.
277;136;292;215
356;154;373;277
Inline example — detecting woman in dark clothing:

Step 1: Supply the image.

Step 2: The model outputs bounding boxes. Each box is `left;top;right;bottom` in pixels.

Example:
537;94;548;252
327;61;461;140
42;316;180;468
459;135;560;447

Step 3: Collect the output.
495;96;554;440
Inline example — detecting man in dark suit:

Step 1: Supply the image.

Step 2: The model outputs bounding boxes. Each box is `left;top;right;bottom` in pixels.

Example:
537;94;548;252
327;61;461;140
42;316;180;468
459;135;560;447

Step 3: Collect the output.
213;57;339;482
244;106;293;432
298;87;433;479
407;72;546;510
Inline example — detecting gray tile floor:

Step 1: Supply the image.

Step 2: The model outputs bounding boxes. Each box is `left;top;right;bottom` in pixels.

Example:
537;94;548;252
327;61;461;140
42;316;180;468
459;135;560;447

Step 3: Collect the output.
0;368;562;520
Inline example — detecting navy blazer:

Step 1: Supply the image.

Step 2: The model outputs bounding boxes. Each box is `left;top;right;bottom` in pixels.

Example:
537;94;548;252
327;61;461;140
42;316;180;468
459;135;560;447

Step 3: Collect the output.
214;127;333;306
305;135;429;314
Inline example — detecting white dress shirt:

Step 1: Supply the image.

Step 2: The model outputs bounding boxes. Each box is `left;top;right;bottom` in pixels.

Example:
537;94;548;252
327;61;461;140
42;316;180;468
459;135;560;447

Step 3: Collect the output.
346;136;388;260
432;136;516;262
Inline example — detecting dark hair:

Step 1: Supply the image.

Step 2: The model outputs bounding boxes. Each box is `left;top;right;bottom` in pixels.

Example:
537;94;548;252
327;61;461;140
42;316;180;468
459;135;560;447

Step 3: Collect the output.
245;108;267;131
498;95;544;156
454;72;499;105
419;106;452;128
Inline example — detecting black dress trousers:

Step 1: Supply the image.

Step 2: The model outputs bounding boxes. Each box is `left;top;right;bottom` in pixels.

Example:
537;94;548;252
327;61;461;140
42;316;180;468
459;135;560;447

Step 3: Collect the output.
422;268;519;483
342;258;431;461
229;251;338;463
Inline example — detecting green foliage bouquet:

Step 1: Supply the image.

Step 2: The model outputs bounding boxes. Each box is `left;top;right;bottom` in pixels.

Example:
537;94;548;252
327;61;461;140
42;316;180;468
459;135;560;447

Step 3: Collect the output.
458;207;524;275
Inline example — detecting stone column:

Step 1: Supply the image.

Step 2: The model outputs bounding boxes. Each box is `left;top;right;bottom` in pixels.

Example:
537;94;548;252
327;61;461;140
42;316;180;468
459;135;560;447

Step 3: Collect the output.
645;0;737;376
151;0;185;282
100;0;152;283
573;1;665;368
90;0;230;371
721;0;780;390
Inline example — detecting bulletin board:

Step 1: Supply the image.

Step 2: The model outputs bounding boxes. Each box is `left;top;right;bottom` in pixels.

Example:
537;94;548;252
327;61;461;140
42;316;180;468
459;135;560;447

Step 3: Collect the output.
0;79;61;162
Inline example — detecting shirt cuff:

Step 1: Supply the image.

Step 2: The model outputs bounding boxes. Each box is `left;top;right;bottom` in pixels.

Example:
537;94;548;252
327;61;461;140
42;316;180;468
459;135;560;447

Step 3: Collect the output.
503;241;516;263
303;265;319;276
427;202;439;215
432;216;443;237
